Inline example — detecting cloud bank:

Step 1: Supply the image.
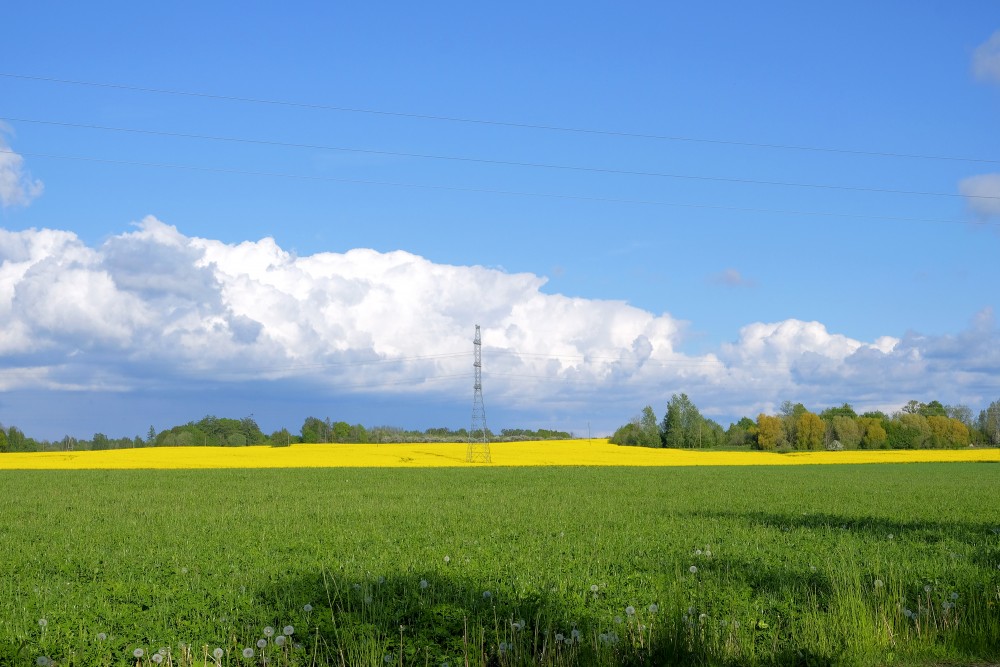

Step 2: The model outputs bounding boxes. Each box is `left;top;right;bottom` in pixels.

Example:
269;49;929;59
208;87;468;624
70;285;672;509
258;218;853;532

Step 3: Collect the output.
1;219;998;436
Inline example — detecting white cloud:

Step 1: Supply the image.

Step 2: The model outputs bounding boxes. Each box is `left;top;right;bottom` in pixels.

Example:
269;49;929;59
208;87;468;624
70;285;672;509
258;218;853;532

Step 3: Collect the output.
958;173;1000;219
0;128;44;208
1;220;998;430
973;30;1000;83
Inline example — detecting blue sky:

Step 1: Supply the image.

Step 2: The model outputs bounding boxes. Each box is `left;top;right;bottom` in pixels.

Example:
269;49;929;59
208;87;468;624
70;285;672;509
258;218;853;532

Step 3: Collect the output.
2;2;999;440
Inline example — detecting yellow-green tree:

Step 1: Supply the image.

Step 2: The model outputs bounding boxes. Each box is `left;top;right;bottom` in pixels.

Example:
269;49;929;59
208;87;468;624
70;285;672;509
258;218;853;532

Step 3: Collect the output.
857;417;887;449
755;414;786;450
927;416;969;448
795;412;826;450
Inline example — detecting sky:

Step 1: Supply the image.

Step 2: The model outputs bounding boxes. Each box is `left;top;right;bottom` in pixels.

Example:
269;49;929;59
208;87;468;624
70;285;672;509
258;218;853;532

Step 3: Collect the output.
1;2;999;440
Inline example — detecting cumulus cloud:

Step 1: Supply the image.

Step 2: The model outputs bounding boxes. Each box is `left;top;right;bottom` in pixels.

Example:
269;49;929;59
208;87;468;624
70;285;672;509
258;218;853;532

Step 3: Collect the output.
0;127;44;208
973;30;1000;83
1;220;998;432
958;173;1000;220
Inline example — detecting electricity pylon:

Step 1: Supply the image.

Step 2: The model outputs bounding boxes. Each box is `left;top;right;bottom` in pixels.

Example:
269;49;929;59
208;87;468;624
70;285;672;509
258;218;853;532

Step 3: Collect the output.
467;324;491;463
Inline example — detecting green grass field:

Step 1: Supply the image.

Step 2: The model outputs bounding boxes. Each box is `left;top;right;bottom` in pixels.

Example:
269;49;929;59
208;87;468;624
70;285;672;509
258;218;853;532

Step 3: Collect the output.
2;463;999;666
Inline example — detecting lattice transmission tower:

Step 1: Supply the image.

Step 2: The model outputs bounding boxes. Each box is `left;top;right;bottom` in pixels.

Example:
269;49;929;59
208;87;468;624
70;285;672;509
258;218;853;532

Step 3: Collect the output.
467;324;492;463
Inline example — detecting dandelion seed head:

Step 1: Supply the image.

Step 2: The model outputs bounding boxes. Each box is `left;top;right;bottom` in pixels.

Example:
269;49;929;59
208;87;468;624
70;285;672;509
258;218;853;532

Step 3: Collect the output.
180;567;188;574
689;565;698;574
257;639;267;649
625;605;636;616
97;632;107;641
213;648;225;659
903;608;913;618
924;585;932;593
275;636;286;647
874;579;884;588
694;549;702;556
242;648;254;658
705;550;712;557
648;603;659;613
420;579;429;589
152;654;164;664
303;604;313;612
554;633;564;642
264;626;274;637
377;576;386;584
36;658;51;667
444;555;451;564
159;647;168;655
38;619;47;628
614;615;623;624
951;592;959;600
384;654;394;664
699;613;708;622
283;625;294;636
482;590;492;600
590;584;598;593
133;648;145;658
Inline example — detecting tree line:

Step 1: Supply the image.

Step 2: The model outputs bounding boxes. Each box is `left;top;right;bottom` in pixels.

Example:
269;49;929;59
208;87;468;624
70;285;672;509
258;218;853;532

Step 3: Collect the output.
612;395;1000;450
0;415;573;452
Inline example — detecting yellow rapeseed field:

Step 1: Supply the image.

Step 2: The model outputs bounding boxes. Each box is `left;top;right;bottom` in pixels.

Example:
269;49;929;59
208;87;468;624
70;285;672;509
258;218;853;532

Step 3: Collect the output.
1;439;998;469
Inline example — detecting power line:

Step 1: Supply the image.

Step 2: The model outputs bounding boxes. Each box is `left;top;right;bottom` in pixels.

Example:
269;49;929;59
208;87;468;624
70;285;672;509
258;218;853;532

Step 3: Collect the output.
4;148;993;227
4;115;995;202
2;71;997;165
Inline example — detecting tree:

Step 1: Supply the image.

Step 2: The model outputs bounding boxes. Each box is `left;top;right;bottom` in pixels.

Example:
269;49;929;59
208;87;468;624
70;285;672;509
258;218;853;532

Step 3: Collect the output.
661;400;684;448
0;427;7;453
978;399;1000;446
331;421;352;442
147;425;157;445
661;393;704;448
6;426;27;452
927;416;969;448
830;416;861;449
610;421;642;446
919;400;948;418
820;404;857;421
240;415;263;445
300;417;326;443
755;414;786;450
780;401;807;444
639;406;660;448
946;404;973;427
270;428;294;446
857;417;887;449
795;412;826;451
726;417;756;448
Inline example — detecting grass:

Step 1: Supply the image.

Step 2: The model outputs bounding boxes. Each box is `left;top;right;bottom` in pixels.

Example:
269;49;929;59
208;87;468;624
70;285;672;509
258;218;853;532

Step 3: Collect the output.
0;463;998;666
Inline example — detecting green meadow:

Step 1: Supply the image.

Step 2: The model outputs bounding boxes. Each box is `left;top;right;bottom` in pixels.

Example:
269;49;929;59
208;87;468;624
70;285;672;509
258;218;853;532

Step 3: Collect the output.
1;464;998;666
